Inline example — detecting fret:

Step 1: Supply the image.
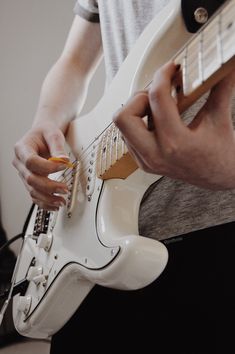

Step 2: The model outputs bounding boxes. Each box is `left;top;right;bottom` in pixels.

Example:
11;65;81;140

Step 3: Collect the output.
182;48;188;94
109;124;115;166
114;127;119;161
220;1;235;63
117;129;123;160
121;132;126;155
105;126;112;170
174;0;235;99
99;0;235;180
99;131;108;176
201;15;222;82
183;34;203;95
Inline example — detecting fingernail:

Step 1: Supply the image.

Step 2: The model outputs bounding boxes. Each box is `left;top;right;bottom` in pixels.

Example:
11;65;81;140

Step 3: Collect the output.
53;201;65;207
57;164;68;170
56;188;68;195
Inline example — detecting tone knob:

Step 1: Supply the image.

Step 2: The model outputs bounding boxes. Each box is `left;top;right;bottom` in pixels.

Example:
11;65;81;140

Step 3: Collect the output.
26;266;43;281
26;266;47;285
37;232;53;251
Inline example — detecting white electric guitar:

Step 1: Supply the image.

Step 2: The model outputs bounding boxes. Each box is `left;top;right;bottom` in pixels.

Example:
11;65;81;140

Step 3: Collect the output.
11;0;235;339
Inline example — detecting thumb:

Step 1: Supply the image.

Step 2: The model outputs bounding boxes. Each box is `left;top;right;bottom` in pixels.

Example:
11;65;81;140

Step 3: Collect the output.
43;127;69;159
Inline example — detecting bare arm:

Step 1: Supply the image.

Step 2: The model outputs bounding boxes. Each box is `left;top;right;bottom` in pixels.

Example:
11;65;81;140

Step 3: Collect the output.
13;16;103;210
33;15;103;131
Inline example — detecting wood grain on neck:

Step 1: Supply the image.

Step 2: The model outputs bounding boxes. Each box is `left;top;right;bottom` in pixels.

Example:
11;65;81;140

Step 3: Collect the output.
97;0;235;180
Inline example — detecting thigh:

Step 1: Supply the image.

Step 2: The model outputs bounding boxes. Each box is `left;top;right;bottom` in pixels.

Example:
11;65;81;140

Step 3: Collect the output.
50;222;235;354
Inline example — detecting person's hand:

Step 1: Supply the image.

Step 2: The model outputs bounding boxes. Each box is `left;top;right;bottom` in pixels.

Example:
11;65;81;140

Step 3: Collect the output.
12;121;70;210
113;61;235;190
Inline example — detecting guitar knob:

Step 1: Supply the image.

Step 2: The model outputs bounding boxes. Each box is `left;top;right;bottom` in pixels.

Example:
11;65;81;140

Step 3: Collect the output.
26;266;43;281
17;295;32;315
32;274;47;286
37;233;53;251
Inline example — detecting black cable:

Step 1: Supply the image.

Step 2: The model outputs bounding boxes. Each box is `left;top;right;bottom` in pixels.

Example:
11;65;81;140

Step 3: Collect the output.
0;279;29;299
0;234;23;255
0;203;35;300
0;203;35;256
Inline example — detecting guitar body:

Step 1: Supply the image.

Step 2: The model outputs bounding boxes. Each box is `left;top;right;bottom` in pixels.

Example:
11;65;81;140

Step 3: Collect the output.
13;0;194;339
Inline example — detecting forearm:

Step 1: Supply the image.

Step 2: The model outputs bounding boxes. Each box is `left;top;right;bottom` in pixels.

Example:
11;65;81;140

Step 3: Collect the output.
33;56;96;133
33;16;102;133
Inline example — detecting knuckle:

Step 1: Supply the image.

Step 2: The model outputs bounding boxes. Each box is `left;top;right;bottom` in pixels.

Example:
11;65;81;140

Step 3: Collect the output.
113;108;125;126
29;190;36;199
148;84;162;103
25;154;36;171
46;131;62;144
25;173;34;186
164;140;181;159
13;142;21;156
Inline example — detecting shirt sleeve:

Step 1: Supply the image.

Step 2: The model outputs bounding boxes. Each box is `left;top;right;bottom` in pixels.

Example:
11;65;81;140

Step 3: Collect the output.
73;0;99;23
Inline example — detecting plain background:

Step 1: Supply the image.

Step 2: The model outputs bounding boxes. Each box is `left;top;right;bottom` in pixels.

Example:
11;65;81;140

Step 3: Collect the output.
0;0;105;253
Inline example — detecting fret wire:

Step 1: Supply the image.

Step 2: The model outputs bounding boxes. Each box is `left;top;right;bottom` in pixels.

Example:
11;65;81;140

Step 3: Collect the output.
105;128;109;172
217;11;223;68
115;128;119;161
105;128;111;173
109;124;115;167
100;131;107;176
182;47;188;94
61;0;235;186
199;31;204;83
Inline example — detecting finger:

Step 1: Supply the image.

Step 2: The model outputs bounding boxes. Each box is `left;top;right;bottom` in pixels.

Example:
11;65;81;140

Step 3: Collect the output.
20;172;68;208
149;61;185;137
30;188;66;208
13;150;68;176
123;138;155;173
17;163;68;194
26;173;68;196
43;129;69;159
113;91;160;160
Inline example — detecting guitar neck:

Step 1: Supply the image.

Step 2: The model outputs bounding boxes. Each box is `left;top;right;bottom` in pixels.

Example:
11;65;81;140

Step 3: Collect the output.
175;0;235;113
97;0;235;181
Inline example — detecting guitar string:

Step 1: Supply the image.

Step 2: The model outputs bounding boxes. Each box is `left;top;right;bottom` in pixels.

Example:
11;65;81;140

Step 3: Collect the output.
59;24;235;189
38;3;235;200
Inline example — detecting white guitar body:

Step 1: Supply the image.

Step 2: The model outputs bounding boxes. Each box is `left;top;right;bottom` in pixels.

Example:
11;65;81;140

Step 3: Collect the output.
13;0;193;339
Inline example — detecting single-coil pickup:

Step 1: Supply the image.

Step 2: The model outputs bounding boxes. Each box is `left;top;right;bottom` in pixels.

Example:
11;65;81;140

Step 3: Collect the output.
67;160;80;217
86;143;98;198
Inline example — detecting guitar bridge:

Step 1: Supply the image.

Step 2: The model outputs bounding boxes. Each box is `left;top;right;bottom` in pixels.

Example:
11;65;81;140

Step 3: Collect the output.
33;208;51;237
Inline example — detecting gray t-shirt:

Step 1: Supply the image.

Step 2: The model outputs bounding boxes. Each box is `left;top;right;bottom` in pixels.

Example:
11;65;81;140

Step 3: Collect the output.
74;0;235;240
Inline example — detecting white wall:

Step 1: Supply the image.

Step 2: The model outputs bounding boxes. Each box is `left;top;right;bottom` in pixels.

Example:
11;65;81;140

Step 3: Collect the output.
0;0;104;252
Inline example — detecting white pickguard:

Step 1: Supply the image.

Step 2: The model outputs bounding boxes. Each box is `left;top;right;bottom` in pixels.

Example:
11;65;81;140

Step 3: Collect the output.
12;0;194;339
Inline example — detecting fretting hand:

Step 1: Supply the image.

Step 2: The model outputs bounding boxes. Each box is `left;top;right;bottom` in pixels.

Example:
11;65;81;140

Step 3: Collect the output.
113;61;235;190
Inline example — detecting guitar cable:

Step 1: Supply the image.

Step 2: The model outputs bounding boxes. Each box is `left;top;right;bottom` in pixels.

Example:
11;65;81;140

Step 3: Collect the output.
0;204;36;325
0;279;29;300
0;231;29;301
0;232;28;301
0;233;24;256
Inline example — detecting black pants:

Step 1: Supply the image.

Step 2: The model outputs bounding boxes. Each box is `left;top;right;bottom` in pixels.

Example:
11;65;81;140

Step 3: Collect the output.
50;222;235;354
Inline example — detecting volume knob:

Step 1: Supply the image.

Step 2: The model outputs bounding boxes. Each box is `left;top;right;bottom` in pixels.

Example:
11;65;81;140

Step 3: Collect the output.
37;233;53;251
